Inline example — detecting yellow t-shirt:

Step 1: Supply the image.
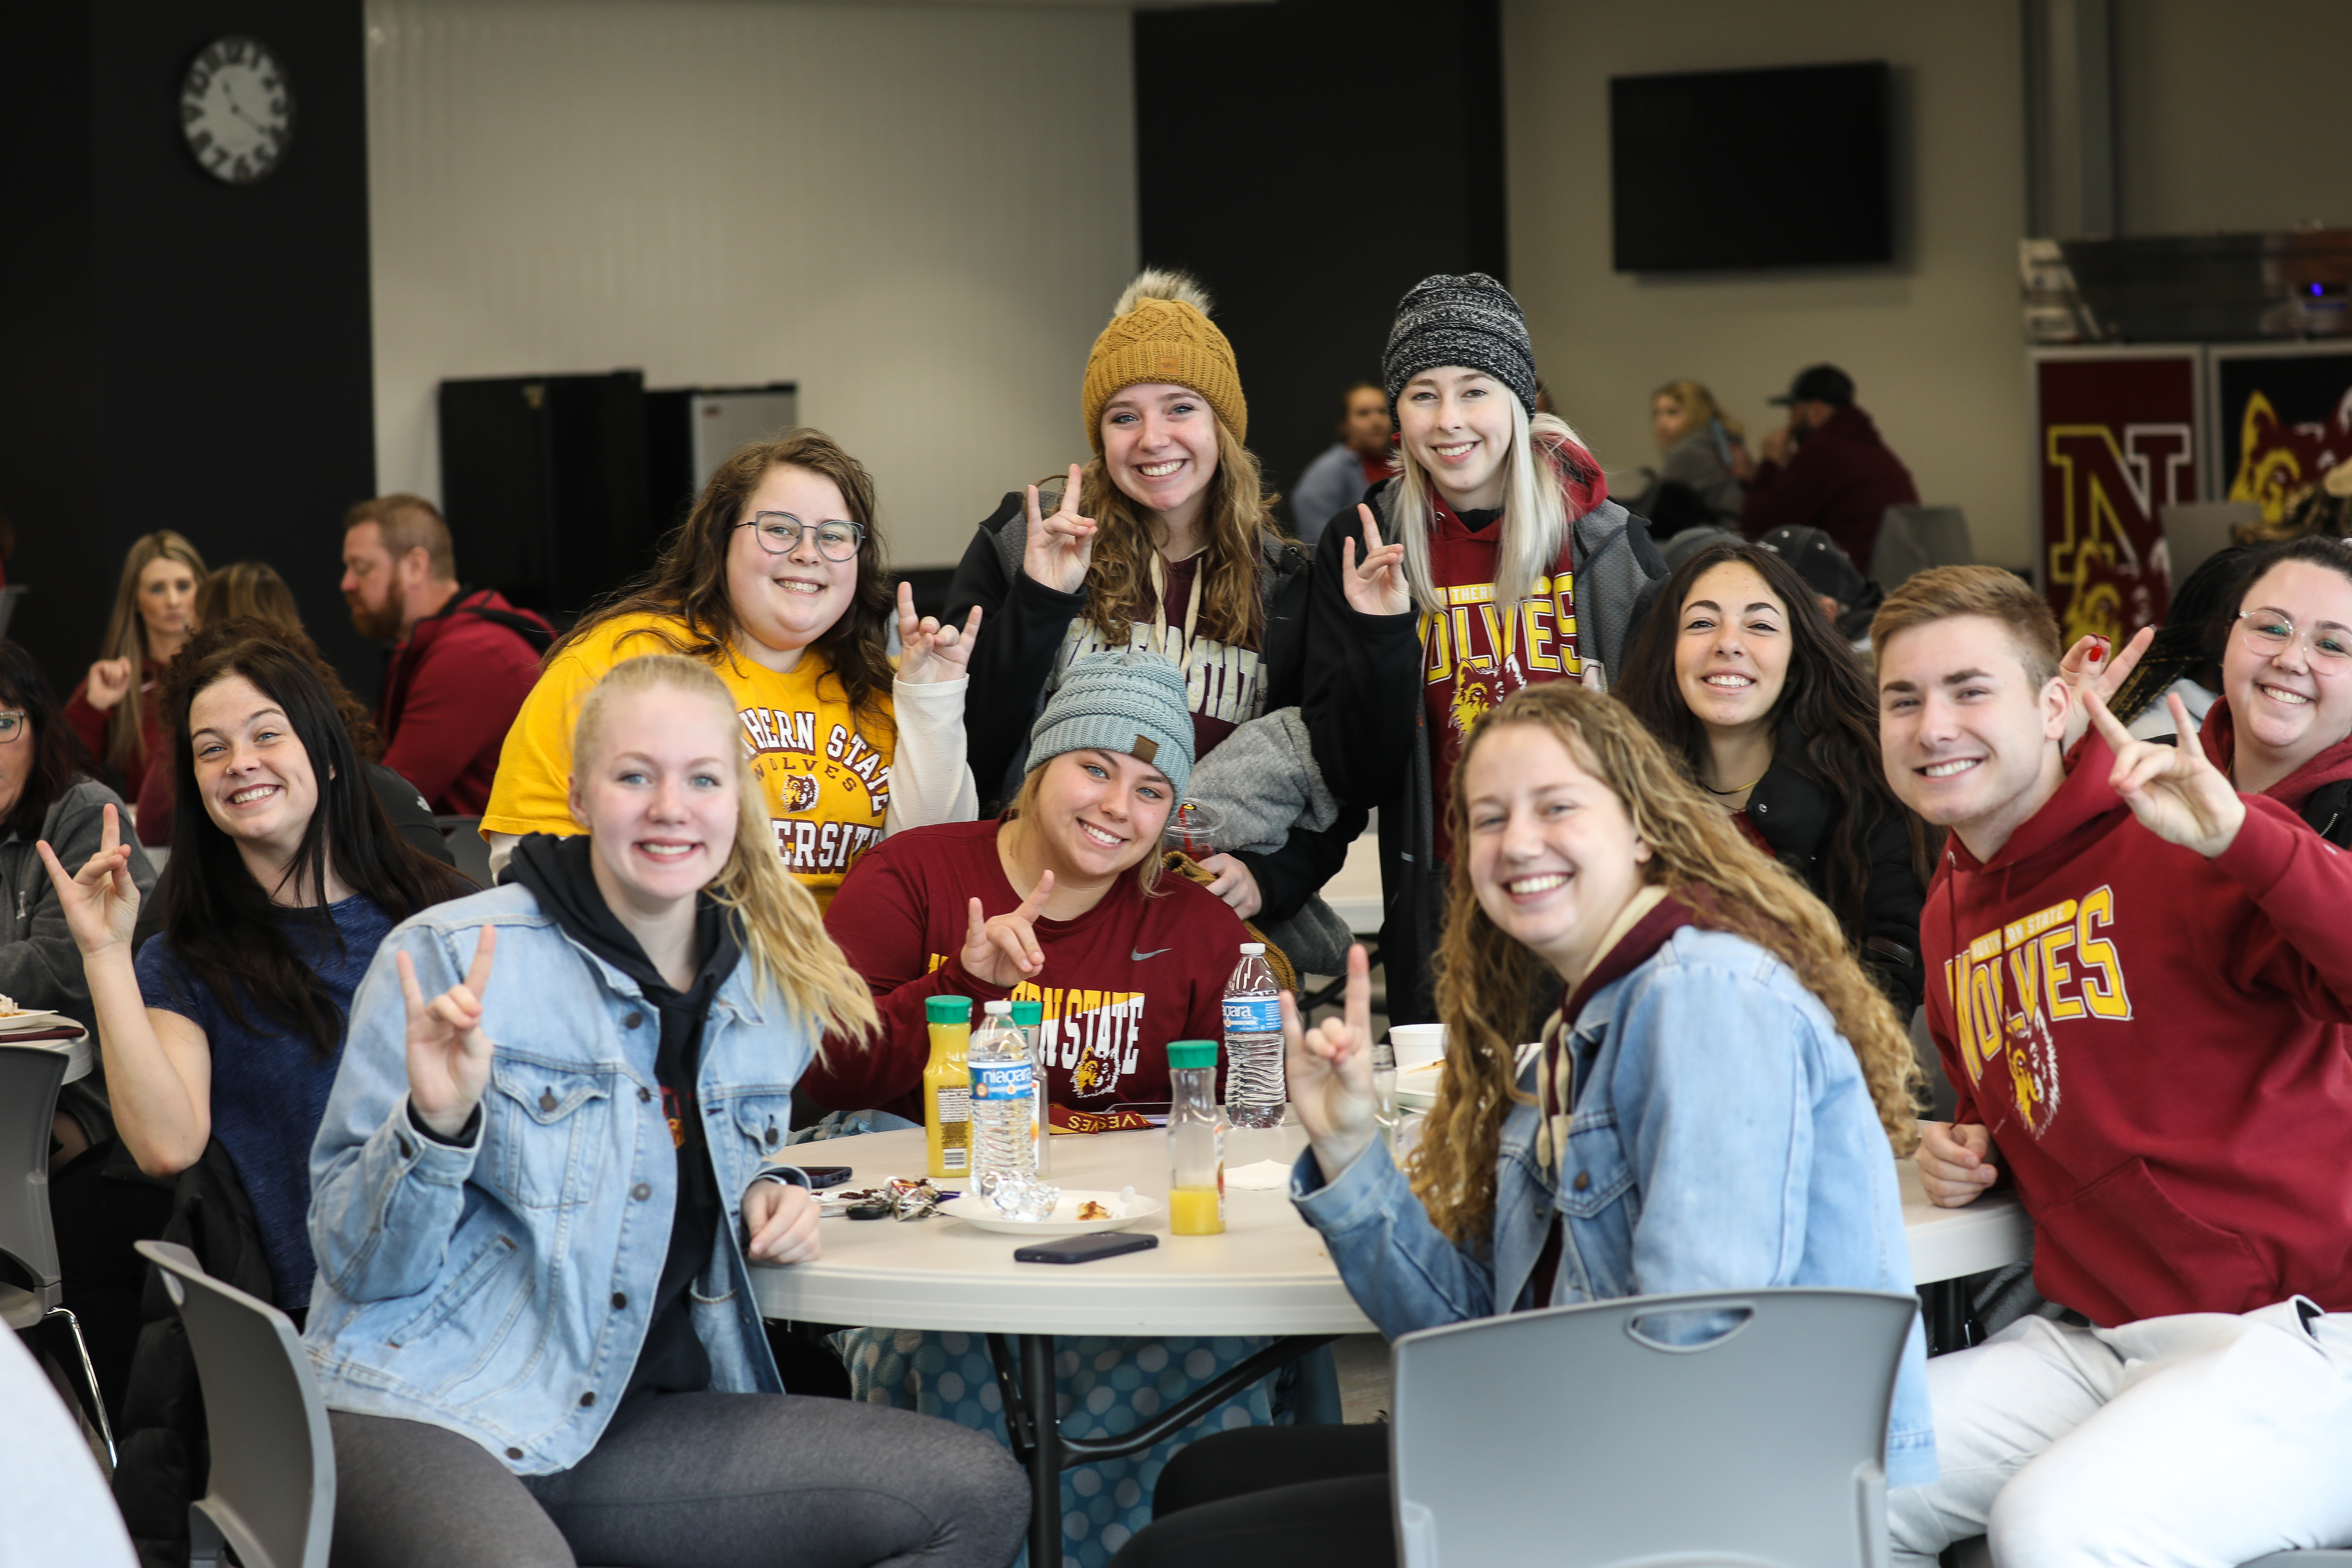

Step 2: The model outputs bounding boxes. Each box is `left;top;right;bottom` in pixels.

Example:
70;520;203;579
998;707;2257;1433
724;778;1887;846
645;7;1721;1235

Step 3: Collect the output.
481;611;897;907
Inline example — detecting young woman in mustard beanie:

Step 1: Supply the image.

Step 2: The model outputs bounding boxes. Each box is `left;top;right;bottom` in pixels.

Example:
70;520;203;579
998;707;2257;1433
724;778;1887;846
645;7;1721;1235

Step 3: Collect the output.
946;270;1365;930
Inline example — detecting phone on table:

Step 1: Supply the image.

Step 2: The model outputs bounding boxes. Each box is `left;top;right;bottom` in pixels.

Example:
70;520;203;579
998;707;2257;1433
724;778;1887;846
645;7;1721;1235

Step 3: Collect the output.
795;1165;854;1190
1014;1232;1159;1265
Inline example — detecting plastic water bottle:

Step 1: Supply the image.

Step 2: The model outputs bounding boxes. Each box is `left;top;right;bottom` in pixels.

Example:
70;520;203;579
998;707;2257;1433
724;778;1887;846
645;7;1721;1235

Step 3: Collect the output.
1011;998;1049;1175
1221;942;1286;1129
1167;1040;1226;1235
967;1000;1036;1185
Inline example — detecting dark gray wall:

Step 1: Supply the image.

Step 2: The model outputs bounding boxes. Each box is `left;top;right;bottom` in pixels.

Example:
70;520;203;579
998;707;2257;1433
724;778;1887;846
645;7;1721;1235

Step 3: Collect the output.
1134;0;1506;533
0;0;377;717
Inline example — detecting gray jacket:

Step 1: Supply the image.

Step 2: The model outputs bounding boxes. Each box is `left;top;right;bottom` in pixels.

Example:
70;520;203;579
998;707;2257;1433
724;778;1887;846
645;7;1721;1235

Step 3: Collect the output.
1;777;159;1037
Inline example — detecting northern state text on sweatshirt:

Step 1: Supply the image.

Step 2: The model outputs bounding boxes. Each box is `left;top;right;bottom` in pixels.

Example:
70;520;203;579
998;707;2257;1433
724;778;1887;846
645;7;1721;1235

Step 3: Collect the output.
1924;729;2352;1326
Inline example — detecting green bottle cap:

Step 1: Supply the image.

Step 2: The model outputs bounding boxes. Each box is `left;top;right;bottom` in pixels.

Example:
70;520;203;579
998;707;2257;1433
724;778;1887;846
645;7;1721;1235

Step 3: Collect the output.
1166;1039;1219;1070
1010;1000;1043;1027
925;995;972;1024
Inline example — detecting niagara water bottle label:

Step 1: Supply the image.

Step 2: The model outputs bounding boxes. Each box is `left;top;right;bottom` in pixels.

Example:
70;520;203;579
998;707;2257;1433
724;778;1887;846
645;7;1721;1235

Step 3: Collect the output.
1221;995;1282;1034
970;1063;1035;1102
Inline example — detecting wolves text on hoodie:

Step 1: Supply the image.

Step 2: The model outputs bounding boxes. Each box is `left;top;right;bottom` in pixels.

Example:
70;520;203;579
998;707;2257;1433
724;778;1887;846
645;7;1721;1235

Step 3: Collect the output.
1923;729;2352;1326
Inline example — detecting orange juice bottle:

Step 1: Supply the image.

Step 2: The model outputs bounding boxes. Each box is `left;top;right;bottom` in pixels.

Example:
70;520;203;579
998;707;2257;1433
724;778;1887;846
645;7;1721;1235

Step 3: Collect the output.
924;996;973;1178
1166;1039;1225;1235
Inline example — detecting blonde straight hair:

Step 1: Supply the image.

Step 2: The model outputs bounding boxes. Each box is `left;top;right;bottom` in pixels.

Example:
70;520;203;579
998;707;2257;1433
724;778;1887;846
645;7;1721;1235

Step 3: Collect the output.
570;656;877;1053
97;529;209;772
1392;396;1578;617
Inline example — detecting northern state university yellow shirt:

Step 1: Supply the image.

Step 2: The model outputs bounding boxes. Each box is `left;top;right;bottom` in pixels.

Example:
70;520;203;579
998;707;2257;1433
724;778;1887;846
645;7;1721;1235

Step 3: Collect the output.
482;612;896;907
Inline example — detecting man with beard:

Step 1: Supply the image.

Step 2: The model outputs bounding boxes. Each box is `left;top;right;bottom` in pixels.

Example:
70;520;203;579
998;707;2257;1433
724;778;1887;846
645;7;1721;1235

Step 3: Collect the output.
1738;363;1918;570
340;494;552;816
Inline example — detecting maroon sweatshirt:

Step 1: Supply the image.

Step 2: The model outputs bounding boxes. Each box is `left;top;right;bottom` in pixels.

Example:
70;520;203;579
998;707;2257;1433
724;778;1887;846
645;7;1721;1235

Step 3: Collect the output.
377;588;551;816
2197;695;2352;821
804;820;1249;1122
1923;728;2352;1326
1740;405;1918;568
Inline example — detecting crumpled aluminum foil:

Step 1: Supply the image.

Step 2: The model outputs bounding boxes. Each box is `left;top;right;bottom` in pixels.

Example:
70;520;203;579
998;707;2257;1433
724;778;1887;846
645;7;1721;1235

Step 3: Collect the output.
977;1168;1061;1221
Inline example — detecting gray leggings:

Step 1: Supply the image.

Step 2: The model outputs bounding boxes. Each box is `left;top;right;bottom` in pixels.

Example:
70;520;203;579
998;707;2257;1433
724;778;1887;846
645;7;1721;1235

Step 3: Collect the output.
330;1392;1029;1568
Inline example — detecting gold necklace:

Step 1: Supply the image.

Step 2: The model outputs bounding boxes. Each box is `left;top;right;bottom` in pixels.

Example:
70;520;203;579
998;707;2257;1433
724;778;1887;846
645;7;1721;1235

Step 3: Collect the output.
1702;770;1768;797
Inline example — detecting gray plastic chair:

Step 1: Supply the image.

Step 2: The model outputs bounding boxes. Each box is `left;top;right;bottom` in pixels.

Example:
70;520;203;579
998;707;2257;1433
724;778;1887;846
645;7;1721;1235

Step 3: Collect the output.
435;813;496;889
1;1040;115;1469
136;1240;335;1568
1872;505;1976;590
1390;1287;1918;1568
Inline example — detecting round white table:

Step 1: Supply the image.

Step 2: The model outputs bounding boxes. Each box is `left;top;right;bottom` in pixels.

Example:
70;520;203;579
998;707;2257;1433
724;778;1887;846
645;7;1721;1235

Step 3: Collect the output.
2;1027;92;1084
752;1125;2028;1565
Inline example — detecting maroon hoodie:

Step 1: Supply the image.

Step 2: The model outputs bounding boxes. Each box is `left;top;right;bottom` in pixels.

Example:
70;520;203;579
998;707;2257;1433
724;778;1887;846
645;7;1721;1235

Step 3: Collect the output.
1740;405;1918;568
2197;695;2352;833
378;587;552;816
1923;727;2352;1326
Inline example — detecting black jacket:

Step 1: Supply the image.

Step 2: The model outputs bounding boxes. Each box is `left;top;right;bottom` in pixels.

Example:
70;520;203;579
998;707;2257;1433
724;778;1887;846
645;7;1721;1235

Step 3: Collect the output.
1741;718;1927;1016
111;1141;274;1568
1303;478;1668;1024
944;490;1365;925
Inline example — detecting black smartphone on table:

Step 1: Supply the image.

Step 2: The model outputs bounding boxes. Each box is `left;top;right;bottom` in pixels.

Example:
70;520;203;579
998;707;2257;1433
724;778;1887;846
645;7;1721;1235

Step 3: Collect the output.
1014;1232;1159;1264
795;1166;854;1190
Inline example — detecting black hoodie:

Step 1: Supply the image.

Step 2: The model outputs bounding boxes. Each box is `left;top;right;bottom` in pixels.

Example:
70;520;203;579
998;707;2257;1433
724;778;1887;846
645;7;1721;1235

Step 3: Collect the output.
508;833;741;1409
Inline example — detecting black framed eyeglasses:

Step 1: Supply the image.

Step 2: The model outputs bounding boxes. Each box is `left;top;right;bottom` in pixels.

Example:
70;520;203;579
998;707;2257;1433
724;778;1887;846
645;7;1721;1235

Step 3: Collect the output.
736;513;864;561
0;711;24;745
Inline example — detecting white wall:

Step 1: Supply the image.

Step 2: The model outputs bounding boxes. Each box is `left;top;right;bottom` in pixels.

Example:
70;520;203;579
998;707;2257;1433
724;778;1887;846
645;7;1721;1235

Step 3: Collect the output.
364;0;1138;567
1502;0;2036;569
2116;0;2352;236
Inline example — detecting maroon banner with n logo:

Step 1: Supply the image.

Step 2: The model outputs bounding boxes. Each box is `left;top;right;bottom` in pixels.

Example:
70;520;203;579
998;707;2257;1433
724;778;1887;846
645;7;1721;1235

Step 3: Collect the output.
2032;349;2201;645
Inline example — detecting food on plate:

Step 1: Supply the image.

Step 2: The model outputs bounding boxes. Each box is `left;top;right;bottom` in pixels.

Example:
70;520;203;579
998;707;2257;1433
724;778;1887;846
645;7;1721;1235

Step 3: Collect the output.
1076;1200;1112;1221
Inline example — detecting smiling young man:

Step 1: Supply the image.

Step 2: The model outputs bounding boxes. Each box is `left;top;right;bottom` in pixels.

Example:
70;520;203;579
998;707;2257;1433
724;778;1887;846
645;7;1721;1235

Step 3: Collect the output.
340;495;552;816
1872;566;2352;1568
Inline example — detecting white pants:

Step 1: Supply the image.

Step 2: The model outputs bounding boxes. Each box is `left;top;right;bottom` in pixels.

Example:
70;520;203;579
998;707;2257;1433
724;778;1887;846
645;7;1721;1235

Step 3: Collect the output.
1888;1299;2352;1568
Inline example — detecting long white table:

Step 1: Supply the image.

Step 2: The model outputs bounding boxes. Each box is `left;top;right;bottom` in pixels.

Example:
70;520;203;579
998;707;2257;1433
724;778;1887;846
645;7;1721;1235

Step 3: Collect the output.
753;1125;2027;1566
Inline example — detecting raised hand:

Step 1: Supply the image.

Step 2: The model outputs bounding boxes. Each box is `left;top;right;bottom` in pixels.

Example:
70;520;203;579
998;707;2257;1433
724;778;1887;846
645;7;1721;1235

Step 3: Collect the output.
1281;943;1380;1177
400;928;498;1140
2057;624;2154;749
36;803;140;958
1916;1120;1998;1208
1339;505;1409;617
896;580;982;686
83;657;135;712
960;873;1053;989
742;1177;823;1265
1021;463;1097;596
2084;689;2245;858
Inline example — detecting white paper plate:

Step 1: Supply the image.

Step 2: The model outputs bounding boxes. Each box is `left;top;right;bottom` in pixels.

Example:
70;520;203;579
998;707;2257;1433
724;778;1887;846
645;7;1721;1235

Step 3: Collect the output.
956;1189;1161;1237
0;1009;77;1035
1396;1086;1439;1112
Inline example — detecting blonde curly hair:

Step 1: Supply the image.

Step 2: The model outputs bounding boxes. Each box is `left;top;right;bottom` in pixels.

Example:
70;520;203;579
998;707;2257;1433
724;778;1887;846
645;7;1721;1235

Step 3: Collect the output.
1409;681;1923;1244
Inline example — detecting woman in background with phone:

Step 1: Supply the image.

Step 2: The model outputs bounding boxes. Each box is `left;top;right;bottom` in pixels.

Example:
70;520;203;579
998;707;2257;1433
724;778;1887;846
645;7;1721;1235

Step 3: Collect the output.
304;654;1025;1568
1112;681;1932;1566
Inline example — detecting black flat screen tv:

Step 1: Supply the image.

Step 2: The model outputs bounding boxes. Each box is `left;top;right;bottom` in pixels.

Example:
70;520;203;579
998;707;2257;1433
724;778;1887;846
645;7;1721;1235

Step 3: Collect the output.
1611;61;1891;272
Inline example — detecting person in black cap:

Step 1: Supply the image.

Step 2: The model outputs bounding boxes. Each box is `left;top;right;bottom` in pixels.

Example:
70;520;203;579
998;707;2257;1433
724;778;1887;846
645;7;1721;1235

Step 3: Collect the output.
1737;363;1918;570
1757;523;1884;653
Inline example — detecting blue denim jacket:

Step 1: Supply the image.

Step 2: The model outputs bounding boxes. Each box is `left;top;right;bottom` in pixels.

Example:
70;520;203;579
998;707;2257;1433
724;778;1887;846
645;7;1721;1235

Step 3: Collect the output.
302;884;813;1473
1293;926;1937;1487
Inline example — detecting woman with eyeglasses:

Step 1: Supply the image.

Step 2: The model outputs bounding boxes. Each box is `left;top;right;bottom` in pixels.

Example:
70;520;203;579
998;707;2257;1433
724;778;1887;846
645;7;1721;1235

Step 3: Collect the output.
483;429;980;903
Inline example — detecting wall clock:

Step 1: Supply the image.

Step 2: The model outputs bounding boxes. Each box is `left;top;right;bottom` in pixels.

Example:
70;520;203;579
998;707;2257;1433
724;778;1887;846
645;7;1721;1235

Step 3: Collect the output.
180;36;294;184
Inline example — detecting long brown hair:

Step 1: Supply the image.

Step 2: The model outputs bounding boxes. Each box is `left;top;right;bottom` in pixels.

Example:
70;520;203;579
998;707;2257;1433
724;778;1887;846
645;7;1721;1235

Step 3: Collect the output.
1073;416;1281;649
96;530;209;772
1411;682;1923;1244
1616;540;1938;933
570;656;876;1050
559;430;897;746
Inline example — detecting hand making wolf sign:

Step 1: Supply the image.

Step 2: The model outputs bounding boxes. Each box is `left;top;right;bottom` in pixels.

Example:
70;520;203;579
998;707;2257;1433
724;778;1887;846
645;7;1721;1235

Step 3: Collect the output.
962;871;1055;988
1340;504;1410;617
2085;689;2247;859
1280;942;1381;1178
1023;463;1098;596
399;929;498;1140
896;581;983;686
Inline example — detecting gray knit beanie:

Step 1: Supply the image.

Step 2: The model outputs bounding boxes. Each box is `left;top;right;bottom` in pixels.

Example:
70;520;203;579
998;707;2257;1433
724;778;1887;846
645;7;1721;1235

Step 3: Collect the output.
1381;272;1540;416
1027;650;1196;801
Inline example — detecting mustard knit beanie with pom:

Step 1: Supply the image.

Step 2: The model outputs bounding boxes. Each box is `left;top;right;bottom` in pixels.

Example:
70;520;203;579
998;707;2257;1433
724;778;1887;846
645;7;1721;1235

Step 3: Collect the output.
1080;270;1247;453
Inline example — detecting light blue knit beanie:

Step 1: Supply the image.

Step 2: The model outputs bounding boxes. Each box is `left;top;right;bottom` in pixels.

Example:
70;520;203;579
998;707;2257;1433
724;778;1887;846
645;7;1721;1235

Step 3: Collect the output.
1027;650;1195;800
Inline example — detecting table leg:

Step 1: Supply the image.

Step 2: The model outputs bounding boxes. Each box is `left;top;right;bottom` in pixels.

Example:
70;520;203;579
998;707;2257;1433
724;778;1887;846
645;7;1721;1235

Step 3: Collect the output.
1020;1332;1062;1568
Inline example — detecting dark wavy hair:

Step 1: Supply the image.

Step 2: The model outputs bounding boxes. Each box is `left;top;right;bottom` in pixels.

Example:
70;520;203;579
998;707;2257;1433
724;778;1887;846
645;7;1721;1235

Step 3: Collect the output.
0;640;90;838
1617;540;1935;941
558;428;897;747
2113;537;2352;726
154;630;473;1056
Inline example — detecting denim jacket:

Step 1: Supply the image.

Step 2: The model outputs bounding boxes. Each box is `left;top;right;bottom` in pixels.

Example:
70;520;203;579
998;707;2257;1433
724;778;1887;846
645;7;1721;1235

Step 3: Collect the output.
1292;926;1937;1488
303;884;813;1474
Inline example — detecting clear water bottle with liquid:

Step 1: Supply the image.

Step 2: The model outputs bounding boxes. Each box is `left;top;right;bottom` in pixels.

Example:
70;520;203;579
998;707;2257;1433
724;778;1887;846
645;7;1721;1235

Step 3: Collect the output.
1221;942;1286;1129
1011;998;1049;1175
967;1000;1036;1188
